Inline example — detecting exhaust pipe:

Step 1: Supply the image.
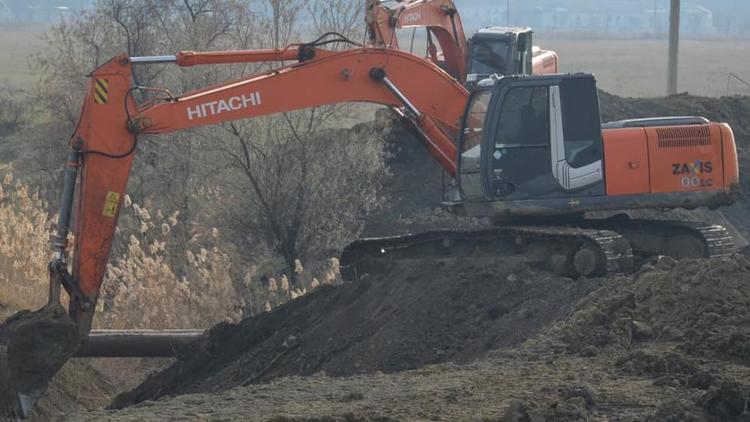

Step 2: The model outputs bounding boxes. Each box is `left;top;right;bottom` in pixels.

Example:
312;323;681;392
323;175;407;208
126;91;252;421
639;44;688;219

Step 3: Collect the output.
75;330;204;358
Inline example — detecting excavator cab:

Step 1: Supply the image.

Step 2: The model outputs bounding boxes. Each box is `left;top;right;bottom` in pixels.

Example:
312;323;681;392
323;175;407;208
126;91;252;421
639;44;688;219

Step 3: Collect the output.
457;73;604;212
466;27;534;86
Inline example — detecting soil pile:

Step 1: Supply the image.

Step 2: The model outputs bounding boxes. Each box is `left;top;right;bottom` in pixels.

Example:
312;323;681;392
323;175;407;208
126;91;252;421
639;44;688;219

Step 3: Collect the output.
520;255;750;421
0;305;82;419
599;92;750;143
535;255;750;360
81;255;750;421
113;257;602;407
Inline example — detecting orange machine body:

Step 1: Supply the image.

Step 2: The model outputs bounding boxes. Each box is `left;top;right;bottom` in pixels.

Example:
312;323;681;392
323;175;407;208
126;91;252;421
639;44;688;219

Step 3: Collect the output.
602;123;739;197
366;1;559;81
366;0;468;81
532;48;559;75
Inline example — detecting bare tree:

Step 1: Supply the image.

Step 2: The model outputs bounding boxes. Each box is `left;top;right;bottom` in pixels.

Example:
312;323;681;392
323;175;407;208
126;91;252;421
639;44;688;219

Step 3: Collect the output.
220;118;385;285
214;0;385;284
20;0;386;287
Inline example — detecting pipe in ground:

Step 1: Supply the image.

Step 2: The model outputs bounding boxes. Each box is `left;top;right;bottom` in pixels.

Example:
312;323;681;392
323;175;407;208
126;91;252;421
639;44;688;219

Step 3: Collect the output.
75;330;204;358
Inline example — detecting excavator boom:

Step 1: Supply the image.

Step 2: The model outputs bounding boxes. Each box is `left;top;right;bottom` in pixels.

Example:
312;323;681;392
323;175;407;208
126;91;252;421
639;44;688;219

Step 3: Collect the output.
366;0;559;84
366;0;467;81
0;45;471;418
72;48;466;314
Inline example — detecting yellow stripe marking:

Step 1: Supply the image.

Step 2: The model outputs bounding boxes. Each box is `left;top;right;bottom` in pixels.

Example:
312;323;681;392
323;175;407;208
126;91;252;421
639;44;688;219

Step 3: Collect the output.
102;191;120;217
94;79;109;104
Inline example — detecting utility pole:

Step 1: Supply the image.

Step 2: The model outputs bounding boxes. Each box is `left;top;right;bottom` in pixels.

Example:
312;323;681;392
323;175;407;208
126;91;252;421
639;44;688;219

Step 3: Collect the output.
667;0;680;95
506;0;510;26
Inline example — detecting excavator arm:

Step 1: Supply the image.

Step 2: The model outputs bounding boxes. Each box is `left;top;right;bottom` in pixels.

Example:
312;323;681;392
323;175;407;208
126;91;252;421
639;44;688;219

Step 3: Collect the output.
0;45;469;418
366;0;467;81
66;47;468;329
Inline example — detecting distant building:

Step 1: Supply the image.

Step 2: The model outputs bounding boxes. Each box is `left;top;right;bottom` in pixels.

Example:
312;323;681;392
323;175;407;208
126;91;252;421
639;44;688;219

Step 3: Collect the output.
457;0;716;36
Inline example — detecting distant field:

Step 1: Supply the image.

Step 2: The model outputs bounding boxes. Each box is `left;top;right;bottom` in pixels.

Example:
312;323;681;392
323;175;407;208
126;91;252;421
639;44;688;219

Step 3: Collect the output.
0;25;48;87
0;23;748;99
537;37;750;98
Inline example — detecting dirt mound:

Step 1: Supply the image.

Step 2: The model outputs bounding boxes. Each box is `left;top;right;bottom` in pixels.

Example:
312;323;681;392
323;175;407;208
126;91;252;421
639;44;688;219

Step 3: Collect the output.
74;255;750;421
113;257;601;408
616;351;698;378
500;391;595;422
599;92;750;143
535;256;750;360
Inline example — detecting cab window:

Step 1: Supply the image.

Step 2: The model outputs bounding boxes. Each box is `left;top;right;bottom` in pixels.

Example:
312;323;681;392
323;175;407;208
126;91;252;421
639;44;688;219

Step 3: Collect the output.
495;86;550;148
461;90;492;154
560;78;602;167
470;39;509;76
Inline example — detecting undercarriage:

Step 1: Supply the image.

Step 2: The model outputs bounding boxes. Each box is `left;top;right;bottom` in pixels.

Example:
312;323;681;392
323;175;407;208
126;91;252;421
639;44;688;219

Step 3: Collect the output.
340;217;735;280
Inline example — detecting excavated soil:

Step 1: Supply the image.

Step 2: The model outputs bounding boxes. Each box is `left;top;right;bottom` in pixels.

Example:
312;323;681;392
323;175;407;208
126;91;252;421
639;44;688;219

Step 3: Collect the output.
112;257;602;407
77;255;750;421
598;92;750;141
0;305;82;419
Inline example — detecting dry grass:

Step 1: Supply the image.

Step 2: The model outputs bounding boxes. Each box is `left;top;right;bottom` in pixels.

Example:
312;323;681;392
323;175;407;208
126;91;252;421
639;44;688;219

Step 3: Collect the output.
0;172;52;309
97;196;242;329
0;172;338;328
0;172;342;392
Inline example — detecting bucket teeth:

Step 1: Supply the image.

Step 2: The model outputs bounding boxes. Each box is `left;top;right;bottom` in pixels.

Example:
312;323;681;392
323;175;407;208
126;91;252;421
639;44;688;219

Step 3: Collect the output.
0;345;22;420
0;304;82;419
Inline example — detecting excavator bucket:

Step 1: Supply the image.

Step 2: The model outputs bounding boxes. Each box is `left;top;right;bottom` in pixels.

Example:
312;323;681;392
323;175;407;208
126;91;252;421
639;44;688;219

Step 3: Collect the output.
0;304;81;419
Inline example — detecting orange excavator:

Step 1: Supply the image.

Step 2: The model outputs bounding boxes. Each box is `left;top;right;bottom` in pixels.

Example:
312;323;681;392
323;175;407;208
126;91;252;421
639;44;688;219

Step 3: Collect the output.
0;33;739;418
365;0;559;84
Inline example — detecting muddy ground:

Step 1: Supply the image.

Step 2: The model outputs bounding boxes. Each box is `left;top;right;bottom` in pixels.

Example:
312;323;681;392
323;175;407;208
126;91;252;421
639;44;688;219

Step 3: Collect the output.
72;255;750;421
55;92;750;420
112;257;601;405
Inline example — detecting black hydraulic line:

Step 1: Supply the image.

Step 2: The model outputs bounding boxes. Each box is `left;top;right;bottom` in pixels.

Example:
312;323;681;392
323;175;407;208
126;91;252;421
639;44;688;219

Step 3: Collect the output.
48;145;81;305
448;11;460;49
75;330;205;358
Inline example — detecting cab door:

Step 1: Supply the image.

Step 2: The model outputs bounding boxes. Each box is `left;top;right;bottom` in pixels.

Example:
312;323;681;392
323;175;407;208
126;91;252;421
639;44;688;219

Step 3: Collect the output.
484;80;555;199
515;30;534;75
458;89;492;199
482;75;605;200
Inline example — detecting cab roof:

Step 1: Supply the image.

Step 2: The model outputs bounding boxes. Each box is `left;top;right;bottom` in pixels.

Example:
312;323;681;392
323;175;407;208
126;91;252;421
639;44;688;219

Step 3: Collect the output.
475;26;532;35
